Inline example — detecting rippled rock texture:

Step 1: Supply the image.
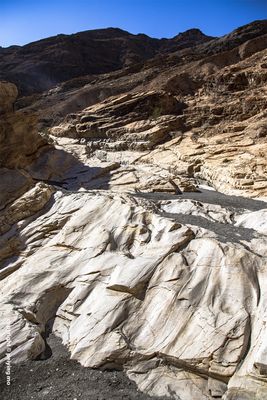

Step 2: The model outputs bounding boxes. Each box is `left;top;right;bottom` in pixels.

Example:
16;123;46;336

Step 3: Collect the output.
1;19;267;400
1;186;267;400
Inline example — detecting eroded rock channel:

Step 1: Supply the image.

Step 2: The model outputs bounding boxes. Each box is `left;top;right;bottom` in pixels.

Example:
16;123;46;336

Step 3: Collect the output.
1;20;267;400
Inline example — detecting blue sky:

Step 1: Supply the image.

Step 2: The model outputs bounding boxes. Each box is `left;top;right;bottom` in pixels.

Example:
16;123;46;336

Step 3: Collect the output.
0;0;266;47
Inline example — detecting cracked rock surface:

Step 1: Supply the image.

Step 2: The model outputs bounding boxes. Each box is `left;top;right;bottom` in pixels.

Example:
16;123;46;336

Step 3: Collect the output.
0;186;267;400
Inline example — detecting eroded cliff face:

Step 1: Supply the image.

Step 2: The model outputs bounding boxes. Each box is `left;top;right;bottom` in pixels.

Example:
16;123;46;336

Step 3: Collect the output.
0;81;48;209
48;43;267;199
0;20;267;400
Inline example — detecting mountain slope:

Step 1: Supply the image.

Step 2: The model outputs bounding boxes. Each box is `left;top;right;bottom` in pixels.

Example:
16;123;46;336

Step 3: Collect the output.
0;27;213;95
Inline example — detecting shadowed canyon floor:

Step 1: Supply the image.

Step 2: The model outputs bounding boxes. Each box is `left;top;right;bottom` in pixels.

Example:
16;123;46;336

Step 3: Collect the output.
0;20;267;400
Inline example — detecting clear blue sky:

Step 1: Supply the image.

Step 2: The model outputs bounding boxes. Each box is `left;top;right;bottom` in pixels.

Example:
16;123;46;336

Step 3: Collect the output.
1;0;266;47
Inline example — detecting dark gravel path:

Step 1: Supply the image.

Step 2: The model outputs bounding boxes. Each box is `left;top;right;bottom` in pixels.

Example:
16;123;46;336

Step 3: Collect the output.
133;189;266;246
0;335;167;400
133;189;267;212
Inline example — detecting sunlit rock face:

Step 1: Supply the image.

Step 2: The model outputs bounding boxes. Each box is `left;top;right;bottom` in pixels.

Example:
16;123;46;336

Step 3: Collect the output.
49;43;267;198
1;20;267;400
0;188;267;400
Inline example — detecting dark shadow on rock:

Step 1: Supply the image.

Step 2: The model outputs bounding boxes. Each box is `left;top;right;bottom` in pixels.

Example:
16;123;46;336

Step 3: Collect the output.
161;211;258;245
0;145;115;277
26;146;114;191
132;190;266;247
36;332;53;360
133;189;267;212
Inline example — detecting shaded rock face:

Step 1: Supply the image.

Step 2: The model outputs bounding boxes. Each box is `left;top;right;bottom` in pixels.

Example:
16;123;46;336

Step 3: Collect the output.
0;83;112;210
0;81;18;114
1;20;267;400
0;82;47;209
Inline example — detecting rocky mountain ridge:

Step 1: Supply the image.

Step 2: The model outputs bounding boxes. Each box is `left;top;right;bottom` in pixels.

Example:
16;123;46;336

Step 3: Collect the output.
1;20;267;97
0;20;267;400
0;26;213;95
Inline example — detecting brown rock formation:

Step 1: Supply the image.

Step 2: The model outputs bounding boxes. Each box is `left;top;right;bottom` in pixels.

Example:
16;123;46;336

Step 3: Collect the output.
47;38;267;197
0;82;46;208
0;81;18;113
